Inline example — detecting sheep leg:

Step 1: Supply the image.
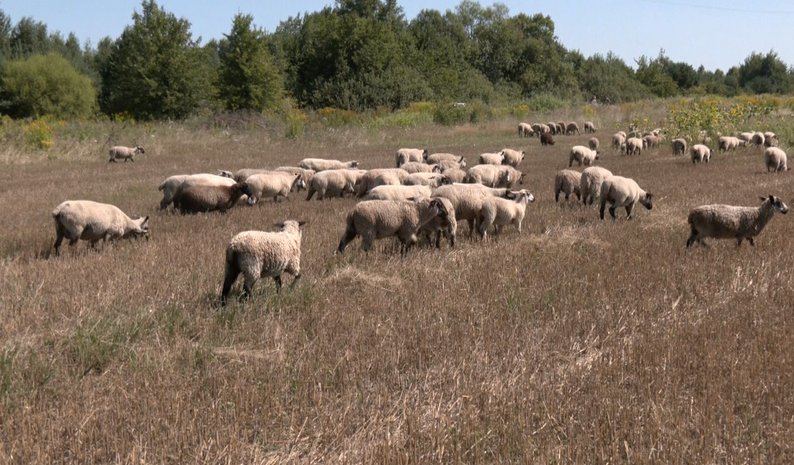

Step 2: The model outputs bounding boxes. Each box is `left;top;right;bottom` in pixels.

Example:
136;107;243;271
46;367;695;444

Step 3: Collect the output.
599;199;608;220
53;231;64;256
686;228;699;248
625;203;635;219
241;274;258;301
273;275;282;291
337;224;358;254
747;237;755;246
609;206;617;219
290;273;302;289
220;262;241;306
555;190;560;203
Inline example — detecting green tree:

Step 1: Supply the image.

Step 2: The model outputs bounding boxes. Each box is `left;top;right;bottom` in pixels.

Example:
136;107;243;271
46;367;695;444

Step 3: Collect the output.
0;52;96;118
10;17;48;58
737;51;791;94
576;52;649;103
635;54;679;97
99;0;212;119
217;14;283;112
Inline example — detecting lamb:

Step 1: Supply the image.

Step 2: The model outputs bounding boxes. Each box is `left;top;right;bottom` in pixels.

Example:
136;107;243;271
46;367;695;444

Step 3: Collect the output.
584;121;596;133
643;134;664;149
566;122;581;135
612;132;627;152
465;165;524;188
243;172;304;204
426;153;466;168
540;132;555;146
672;138;687;156
173;182;251;214
108;145;145;163
305;169;364;200
479;152;504;165
554;169;582;203
477;190;535;239
718;136;746;152
442;167;467;183
298;158;359;172
690;144;711;164
363;184;432;201
764;147;788;172
580;166;613;205
158;173;236;210
356;168;410;197
220;220;305;305
275;166;315;190
686;195;788;248
404;172;451;187
588;137;600;151
400;161;439;174
52;200;149;255
518;123;534;137
626;137;643;155
432;183;515;237
396;148;428;167
569;145;599;167
598;176;653;220
337;198;449;255
763;132;779;147
499;148;525;167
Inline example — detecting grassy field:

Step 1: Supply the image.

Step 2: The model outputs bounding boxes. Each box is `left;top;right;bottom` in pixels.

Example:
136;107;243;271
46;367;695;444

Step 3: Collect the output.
1;107;794;463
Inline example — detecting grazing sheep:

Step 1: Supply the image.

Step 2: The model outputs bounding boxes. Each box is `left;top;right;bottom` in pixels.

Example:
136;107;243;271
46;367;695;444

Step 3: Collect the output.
218;168;271;182
499;148;525;167
465;165;524;188
275;166;315;191
220;220;305;305
173;182;251;214
588;137;600;151
686;195;788;248
396;148;428;167
356;168;410;197
738;132;755;143
598;176;653;220
337;198;449;255
612;132;627;152
426;153;463;165
672;138;688;156
540;132;555;146
432;183;515;238
566;122;581;135
643;134;664;149
442;167;467;183
569;145;599;167
763;132;779;147
554;169;582;203
299;158;359;172
434;158;466;171
479;152;504;165
159;173;237;210
518;123;534;137
690;144;711;164
418;196;457;249
546;122;557;135
478;190;535;239
404;172;451;187
243;172;304;204
305;169;363;200
626;137;643;156
400;161;439;174
364;184;432;201
718;136;746;152
52;200;149;255
535;123;550;136
108;145;145;163
584;121;596;133
750;132;766;147
580;166;613;206
764;147;788;172
557;122;566;134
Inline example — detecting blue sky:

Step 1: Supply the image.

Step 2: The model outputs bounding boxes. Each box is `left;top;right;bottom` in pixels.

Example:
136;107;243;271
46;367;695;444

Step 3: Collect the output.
3;0;794;72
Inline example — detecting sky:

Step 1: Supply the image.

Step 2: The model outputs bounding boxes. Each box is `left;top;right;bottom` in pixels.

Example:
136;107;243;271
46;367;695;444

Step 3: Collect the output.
4;0;794;72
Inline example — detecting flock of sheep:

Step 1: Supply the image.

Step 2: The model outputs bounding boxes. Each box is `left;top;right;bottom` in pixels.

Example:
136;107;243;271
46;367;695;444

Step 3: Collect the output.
49;124;790;303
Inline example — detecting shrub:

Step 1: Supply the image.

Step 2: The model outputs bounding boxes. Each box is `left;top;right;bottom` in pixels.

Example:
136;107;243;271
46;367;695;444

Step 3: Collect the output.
24;119;54;150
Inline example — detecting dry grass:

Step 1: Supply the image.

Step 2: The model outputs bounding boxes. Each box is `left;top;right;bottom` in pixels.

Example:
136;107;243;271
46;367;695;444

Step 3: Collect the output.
2;113;794;464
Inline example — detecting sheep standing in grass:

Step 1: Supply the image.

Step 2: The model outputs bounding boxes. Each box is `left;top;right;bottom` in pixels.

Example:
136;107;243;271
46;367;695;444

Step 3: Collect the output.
477;190;535;239
52;200;149;255
764;132;779;147
599;176;653;220
220;220;305;305
337;198;449;255
584;121;596;133
764;147;788;172
580;166;613;205
173;182;251;214
626;137;643;156
612;132;627;152
243;172;304;204
751;132;766;147
686;195;788;248
305;169;364;200
588;137;600;151
465;165;524;188
554;169;582;203
356;168;410;197
718;136;746;152
432;184;514;237
275;166;315;190
566;122;581;135
540;132;555;146
364;184;432;201
108;145;145;162
299;158;359;172
499;148;525;167
672;138;687;156
419;196;457;249
479;152;504;165
404;172;451;187
400;161;439;174
396;148;428;167
690;144;711;164
518;123;534;137
569;145;599;167
159;173;237;210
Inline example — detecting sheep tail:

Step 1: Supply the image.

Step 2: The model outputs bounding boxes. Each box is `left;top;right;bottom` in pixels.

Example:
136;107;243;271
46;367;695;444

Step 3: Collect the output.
220;246;241;305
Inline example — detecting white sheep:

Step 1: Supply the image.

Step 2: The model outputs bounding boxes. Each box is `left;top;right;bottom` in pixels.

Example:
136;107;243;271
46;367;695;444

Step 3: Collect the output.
52;200;149;255
400;161;439;174
363;184;432;201
298;158;359;172
396;148;428;167
243;172;304;204
465;165;524;188
566;122;581;135
554;169;582;203
108;145;145;163
750;132;766;147
686;195;788;247
738;132;755;143
584;121;596;133
690;144;711;164
404;172;451;187
599;175;653;220
643;134;664;149
718;136;746;152
337;198;449;255
442;167;467;183
764;147;788;172
432;183;514;237
580;166;613;206
159;173;236;210
671;138;687;156
499;148;525;167
275;166;315;191
220;220;305;305
434;158;466;171
355;168;410;197
518;123;534;137
173;182;251;214
569;145;599;167
588;137;600;151
479;152;504;165
612;132;627;152
625;137;643;156
763;132;779;147
477;190;535;239
305;169;364;200
426;153;465;166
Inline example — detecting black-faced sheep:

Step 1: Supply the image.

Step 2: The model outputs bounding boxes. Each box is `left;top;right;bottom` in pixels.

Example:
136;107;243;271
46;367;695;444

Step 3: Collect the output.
686;196;788;248
173;182;251;214
52;200;149;255
598;176;653;220
569;145;599;167
108;145;145;162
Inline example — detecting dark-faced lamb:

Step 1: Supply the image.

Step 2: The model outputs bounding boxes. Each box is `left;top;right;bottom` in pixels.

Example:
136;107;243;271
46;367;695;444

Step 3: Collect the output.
52;200;149;255
108;145;145;162
686;195;788;248
599;176;653;220
477;190;535;239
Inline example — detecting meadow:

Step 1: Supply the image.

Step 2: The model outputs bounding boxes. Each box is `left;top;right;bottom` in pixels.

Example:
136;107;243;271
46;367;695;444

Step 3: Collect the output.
1;103;793;464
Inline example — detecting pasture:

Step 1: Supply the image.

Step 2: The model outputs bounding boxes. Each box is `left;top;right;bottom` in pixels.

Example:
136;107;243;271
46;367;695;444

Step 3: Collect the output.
2;109;794;463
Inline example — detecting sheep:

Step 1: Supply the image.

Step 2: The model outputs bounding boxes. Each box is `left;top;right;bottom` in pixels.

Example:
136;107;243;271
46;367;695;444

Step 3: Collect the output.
612;132;627;152
442;167;467;183
518;123;534;137
690;144;711;164
356;168;410;197
434;158;466;171
750;132;766;147
557;122;566;134
400;161;439;174
764;147;788;173
566;122;581;135
479;152;504;165
173;182;251;214
580;166;613;206
218;168;270;182
298;158;358;172
535;123;550;136
499;148;525;167
763;132;779;147
426;153;466;167
108;145;145;163
305;169;364;200
718;136;746;152
540;132;555;146
569;145;599;167
598;176;653;220
584;121;596;133
432;183;515;237
643;134;664;149
404;172;451;187
52;200;149;255
396;148;428;167
275;166;315;191
554;169;582;203
625;137;643;156
220;220;306;305
546;122;557;135
337;198;449;255
418;196;457;249
738;132;755;143
159;173;236;210
686;195;788;248
464;165;524;188
477;190;535;239
672;138;688;156
243;172;304;204
363;184;432;201
588;137;600;151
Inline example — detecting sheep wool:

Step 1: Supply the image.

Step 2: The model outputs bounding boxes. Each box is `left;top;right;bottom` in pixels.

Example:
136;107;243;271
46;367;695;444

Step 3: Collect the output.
686;196;788;248
52;200;149;255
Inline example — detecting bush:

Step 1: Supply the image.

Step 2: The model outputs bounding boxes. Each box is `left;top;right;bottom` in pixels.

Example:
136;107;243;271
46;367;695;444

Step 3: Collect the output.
24;119;54;150
433;102;469;126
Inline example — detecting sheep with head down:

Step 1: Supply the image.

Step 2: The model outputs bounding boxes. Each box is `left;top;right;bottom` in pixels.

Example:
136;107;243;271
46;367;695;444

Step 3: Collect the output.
580;166;613;206
396;148;428;167
499;148;525;167
554;169;582;203
52;200;149;255
569;145;599;167
764;147;788;172
598;175;653;220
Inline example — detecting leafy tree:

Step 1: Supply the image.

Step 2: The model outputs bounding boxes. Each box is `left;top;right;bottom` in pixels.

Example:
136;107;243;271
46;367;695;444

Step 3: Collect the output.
576;52;649;102
99;0;212;119
217;14;283;112
635;54;679;97
10;17;48;58
0;52;96;118
737;51;791;94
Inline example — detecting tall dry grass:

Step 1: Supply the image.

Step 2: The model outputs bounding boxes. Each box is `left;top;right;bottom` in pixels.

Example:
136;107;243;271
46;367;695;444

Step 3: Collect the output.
1;113;793;463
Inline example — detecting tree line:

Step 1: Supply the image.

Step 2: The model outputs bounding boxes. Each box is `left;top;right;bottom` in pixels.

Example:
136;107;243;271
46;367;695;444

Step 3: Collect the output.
0;0;791;121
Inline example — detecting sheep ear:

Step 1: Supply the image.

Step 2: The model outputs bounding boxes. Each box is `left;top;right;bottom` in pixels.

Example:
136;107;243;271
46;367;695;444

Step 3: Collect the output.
298;220;307;227
760;195;768;202
273;222;284;229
